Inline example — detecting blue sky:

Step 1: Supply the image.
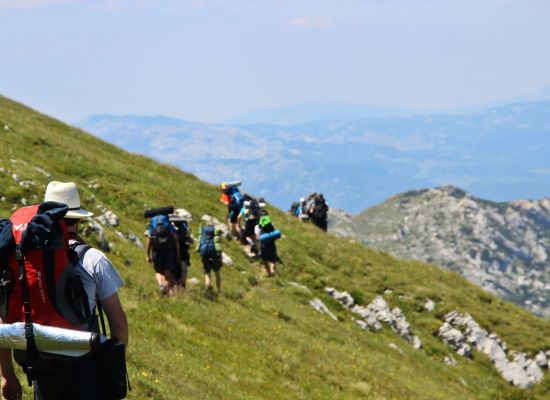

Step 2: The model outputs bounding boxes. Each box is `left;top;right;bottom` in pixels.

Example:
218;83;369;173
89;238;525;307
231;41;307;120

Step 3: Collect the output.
1;0;549;123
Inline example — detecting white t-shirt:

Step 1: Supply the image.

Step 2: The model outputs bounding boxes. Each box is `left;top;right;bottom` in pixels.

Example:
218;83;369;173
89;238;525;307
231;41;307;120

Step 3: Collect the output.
70;240;125;314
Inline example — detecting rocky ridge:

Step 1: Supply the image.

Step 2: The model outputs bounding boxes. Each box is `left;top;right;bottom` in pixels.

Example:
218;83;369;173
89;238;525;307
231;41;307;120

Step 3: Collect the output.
439;311;548;389
318;287;549;389
329;186;550;317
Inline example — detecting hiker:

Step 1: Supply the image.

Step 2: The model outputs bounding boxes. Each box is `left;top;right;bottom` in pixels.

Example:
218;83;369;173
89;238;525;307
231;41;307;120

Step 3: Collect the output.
196;225;222;293
146;213;181;295
170;216;193;290
308;193;329;231
237;197;264;256
299;196;310;221
0;181;128;400
255;214;281;277
220;181;244;241
288;201;301;218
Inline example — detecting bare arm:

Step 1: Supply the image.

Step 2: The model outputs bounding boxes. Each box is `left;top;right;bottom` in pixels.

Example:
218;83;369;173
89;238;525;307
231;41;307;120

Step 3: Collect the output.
146;236;152;263
0;317;21;400
100;293;129;347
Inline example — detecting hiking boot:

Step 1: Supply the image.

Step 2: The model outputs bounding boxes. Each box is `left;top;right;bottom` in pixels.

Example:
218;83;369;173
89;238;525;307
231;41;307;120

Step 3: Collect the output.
159;284;169;295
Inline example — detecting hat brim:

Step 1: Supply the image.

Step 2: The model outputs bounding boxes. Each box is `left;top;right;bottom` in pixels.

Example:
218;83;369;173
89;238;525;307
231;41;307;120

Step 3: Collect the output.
65;209;94;219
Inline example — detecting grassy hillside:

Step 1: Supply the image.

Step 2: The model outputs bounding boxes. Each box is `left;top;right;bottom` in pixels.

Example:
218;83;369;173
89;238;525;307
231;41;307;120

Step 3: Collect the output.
1;95;549;399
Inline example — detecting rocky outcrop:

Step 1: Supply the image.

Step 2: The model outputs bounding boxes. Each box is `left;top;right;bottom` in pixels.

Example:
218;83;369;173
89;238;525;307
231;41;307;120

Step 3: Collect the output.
173;208;193;221
329;186;550;317
82;219;110;252
326;288;421;349
439;311;545;389
98;210;119;227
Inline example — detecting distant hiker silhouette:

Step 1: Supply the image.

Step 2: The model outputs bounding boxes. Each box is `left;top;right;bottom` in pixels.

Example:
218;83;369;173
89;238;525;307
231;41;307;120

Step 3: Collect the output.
220;181;244;241
146;212;181;295
255;214;282;277
196;224;223;293
238;197;265;257
307;193;329;231
170;214;193;291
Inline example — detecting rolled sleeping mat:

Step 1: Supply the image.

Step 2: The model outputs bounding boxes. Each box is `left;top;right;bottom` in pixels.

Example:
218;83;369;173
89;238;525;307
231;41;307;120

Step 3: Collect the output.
144;206;174;218
259;230;281;242
0;322;104;357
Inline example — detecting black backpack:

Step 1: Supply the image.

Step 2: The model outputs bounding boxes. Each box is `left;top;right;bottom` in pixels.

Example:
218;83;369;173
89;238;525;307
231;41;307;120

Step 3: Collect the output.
150;216;173;251
311;195;328;220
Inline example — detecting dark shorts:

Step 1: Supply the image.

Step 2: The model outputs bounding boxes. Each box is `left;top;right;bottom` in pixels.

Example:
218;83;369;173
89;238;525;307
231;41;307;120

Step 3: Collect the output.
244;219;257;239
34;353;100;400
173;250;190;280
174;260;189;280
202;255;222;273
153;250;175;273
229;206;240;223
260;242;278;263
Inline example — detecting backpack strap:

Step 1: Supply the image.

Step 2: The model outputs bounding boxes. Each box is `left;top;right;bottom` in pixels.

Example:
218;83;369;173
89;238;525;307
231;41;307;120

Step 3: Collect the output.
69;244;100;333
14;244;38;386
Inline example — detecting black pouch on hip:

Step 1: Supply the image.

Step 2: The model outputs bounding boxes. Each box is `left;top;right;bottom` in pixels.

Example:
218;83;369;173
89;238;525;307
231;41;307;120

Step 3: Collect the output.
98;338;128;399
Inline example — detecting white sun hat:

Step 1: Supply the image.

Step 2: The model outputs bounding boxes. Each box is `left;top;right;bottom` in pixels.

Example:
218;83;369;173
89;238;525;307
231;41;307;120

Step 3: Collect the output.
44;181;93;219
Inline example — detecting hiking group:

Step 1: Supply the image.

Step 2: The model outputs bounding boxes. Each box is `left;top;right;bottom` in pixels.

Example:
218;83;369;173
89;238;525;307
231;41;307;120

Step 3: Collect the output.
0;181;128;400
288;192;329;231
0;177;317;399
220;181;281;277
142;180;283;296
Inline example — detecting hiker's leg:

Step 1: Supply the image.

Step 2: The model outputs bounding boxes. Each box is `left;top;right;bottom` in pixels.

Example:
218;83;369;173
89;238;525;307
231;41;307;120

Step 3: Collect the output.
270;262;276;276
204;272;212;289
263;262;271;276
155;272;166;286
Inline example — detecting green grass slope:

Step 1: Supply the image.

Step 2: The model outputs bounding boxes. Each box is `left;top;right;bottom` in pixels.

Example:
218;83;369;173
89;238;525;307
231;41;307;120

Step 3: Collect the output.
1;95;549;399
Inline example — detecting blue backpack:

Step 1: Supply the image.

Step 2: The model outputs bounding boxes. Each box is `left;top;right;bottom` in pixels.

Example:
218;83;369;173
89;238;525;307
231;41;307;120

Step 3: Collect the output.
198;225;217;257
228;187;244;210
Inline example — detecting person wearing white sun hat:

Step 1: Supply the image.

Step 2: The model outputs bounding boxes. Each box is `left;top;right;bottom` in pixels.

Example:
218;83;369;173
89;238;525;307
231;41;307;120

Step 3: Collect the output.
0;181;129;400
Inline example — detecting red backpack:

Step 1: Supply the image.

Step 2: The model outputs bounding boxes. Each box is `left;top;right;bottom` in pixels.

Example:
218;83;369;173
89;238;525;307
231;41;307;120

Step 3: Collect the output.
2;202;91;330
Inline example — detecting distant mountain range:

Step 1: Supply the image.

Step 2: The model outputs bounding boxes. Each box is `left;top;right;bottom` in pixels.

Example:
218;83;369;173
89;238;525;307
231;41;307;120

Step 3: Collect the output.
226;99;414;125
77;100;550;214
329;186;550;317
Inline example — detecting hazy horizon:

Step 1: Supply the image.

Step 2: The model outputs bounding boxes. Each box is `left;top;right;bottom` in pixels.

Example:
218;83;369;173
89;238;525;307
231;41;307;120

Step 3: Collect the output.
1;0;549;124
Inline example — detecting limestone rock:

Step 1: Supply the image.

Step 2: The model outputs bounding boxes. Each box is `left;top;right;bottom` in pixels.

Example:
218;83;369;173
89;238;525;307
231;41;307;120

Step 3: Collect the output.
309;298;338;321
98;210;119;227
83;219;110;252
127;232;144;248
439;310;545;389
424;298;435;312
534;351;548;369
444;355;457;365
188;277;200;286
173;208;193;221
328;289;420;347
221;252;233;266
